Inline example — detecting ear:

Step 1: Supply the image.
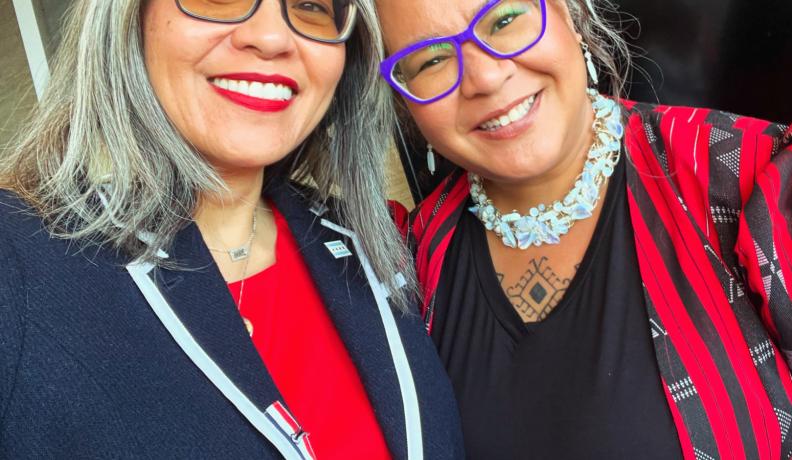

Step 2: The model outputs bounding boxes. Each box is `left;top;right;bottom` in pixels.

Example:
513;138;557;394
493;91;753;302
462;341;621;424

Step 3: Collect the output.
552;0;583;43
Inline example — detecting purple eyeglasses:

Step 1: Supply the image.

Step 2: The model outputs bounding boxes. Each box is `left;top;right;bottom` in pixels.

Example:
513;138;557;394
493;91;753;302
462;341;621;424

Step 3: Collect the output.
380;0;547;104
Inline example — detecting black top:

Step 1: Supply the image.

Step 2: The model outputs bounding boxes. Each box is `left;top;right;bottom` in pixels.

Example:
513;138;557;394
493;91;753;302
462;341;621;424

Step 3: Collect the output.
432;158;683;459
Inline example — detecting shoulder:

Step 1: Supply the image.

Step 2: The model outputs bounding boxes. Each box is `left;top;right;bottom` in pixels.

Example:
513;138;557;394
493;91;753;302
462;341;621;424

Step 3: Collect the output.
622;99;786;148
0;189;124;276
0;191;29;412
411;169;467;214
0;190;51;248
0;189;37;222
621;100;787;186
407;169;469;243
0;190;91;264
0;191;29;287
0;190;79;300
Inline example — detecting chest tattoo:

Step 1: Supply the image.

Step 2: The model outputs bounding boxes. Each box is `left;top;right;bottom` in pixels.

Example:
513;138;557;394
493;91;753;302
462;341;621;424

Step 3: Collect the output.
497;257;578;323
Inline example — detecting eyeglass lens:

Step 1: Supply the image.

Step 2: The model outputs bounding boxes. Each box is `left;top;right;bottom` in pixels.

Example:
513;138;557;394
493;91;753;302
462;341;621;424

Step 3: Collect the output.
177;0;355;42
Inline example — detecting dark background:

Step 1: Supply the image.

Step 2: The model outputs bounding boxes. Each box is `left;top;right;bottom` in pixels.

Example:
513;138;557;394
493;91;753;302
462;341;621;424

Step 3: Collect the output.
622;0;792;122
399;0;792;202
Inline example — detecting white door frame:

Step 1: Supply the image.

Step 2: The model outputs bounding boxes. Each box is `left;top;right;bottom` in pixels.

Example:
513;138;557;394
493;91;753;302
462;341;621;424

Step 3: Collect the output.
12;0;50;100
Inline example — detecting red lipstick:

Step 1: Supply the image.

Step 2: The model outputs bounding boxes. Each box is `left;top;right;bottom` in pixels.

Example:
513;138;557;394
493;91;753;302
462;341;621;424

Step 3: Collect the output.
209;73;299;113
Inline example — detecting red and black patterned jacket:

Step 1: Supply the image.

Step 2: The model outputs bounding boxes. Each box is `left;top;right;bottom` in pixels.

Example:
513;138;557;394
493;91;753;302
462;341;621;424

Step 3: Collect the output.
393;101;792;459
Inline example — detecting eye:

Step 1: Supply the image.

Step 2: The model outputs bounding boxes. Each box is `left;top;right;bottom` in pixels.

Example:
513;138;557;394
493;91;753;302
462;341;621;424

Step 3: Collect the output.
491;11;523;33
418;56;451;73
396;42;456;81
493;15;515;31
486;3;531;34
294;1;331;15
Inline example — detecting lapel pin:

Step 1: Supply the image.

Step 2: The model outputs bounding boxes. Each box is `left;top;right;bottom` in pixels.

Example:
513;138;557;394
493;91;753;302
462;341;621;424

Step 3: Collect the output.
324;240;352;259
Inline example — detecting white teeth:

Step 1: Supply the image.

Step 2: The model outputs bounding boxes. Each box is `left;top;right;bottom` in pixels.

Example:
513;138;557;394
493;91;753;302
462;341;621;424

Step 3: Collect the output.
210;78;294;101
508;107;521;122
249;81;264;97
480;94;537;131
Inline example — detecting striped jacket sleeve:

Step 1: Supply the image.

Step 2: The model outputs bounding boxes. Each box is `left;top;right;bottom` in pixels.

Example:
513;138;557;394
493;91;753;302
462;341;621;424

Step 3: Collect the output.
624;103;792;363
737;123;792;363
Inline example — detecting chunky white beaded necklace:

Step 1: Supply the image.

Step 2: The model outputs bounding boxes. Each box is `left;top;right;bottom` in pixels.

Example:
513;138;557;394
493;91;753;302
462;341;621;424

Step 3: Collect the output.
469;90;624;249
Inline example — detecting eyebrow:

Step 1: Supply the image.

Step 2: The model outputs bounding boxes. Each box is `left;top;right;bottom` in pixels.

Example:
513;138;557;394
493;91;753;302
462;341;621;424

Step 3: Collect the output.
403;0;491;46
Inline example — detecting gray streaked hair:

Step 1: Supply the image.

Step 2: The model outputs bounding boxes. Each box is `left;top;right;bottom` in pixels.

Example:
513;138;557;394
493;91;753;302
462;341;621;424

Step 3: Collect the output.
0;0;416;310
567;0;632;98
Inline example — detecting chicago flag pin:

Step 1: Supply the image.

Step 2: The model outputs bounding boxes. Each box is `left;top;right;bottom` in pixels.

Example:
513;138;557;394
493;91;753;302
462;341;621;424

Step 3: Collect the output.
324;240;352;259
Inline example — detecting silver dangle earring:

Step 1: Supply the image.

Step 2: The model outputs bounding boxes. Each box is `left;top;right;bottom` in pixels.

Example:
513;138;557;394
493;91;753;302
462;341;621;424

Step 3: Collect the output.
581;42;599;87
427;143;436;175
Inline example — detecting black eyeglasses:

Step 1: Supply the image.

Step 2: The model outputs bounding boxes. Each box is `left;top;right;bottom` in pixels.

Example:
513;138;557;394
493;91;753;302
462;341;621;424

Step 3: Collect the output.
176;0;358;44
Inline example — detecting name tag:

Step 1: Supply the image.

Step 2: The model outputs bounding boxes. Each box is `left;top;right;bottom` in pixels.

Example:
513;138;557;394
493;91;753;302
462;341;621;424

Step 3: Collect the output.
324;240;352;259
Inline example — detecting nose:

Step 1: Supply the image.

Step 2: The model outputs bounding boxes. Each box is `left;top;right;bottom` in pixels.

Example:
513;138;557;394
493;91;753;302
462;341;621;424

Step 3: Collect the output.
458;42;516;99
229;0;297;60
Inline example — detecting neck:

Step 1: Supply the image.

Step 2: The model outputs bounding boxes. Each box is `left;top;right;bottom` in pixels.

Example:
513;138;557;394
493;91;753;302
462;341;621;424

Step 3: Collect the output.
483;103;595;213
194;168;266;246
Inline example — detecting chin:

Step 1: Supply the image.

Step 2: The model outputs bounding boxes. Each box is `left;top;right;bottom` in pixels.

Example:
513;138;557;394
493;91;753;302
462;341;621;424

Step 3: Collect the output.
499;173;545;185
472;166;539;185
474;157;550;182
205;148;285;172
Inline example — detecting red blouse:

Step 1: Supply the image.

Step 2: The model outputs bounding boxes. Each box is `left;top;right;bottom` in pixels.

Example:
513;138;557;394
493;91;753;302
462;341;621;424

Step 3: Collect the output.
228;204;391;459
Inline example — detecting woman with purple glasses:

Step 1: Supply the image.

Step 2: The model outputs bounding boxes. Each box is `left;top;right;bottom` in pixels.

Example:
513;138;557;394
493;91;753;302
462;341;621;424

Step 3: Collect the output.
378;0;792;457
0;0;463;458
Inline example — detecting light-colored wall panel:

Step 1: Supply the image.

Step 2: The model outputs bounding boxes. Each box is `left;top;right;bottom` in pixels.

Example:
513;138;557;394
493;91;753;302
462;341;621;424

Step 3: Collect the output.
0;0;37;149
386;145;414;210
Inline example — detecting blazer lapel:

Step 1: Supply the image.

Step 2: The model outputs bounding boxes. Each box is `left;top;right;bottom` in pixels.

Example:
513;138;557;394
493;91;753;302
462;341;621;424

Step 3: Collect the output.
156;223;284;409
267;180;411;460
127;223;316;460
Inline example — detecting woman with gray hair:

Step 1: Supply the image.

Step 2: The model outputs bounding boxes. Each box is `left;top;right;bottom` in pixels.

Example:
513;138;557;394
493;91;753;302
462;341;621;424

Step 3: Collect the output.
379;0;792;458
0;0;462;458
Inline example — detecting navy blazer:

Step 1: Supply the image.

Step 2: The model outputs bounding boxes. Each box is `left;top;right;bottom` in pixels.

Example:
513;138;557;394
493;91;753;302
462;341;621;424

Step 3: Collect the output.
0;181;463;459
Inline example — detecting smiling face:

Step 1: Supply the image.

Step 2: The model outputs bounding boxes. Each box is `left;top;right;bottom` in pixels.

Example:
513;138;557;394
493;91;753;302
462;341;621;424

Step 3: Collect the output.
379;0;593;186
142;0;346;173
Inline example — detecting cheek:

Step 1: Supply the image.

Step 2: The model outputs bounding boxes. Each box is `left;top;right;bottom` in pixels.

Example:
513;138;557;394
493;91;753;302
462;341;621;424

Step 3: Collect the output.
143;18;227;153
143;15;206;124
512;37;581;85
143;10;170;89
304;44;346;97
407;101;458;147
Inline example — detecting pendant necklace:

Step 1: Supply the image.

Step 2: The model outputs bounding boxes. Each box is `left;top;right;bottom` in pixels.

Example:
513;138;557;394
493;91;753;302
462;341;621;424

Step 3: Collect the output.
207;207;260;336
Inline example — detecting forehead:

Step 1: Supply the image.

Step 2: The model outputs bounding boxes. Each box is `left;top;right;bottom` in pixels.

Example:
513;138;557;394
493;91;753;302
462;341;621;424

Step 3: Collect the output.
378;0;489;51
